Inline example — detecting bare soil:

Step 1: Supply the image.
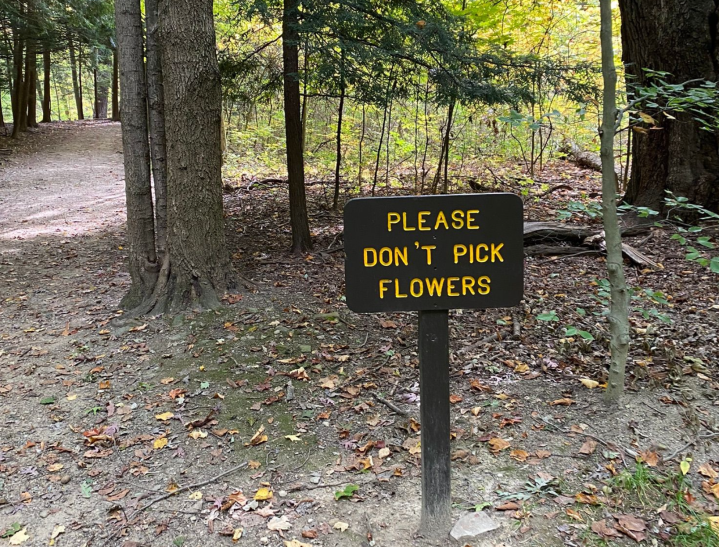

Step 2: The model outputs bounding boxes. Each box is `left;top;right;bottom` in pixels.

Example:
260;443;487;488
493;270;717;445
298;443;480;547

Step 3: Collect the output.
0;122;717;547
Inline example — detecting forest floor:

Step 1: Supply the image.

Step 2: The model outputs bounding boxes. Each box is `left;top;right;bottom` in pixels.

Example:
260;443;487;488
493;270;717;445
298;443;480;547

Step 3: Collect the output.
0;121;718;547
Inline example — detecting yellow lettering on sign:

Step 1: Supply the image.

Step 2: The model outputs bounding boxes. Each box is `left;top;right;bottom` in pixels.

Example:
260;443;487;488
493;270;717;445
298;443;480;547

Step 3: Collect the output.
477;243;489;262
466;209;480;229
364;248;377;267
447;277;460;296
379;279;391;299
387;212;401;231
477;276;491;295
418;211;431;231
426;277;445;296
434;211;449;230
461;276;475;295
421;245;436;265
451;210;465;229
410;278;423;297
402;212;416;231
394;279;408;298
453;244;467;264
379;247;394;266
491;243;504;262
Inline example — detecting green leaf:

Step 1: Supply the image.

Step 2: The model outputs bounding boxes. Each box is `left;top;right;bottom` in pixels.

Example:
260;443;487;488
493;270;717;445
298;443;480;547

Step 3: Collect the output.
577;330;595;341
1;523;22;538
334;484;360;500
697;236;715;249
710;257;719;274
563;326;578;337
81;480;92;499
575;307;586;316
40;397;56;405
200;381;210;389
474;502;492;512
536;311;558;322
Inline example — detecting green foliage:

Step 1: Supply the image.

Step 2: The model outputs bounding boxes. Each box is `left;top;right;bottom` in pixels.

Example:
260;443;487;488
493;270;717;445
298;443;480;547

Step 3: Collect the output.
334;483;359;500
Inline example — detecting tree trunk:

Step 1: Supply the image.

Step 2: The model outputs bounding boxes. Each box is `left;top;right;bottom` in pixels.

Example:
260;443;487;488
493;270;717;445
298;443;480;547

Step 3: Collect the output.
282;0;312;253
146;0;168;259
152;0;236;312
69;38;84;120
41;48;51;122
93;65;98;118
601;0;630;404
619;0;719;212
332;62;346;210
27;49;37;127
115;0;158;309
111;48;120;121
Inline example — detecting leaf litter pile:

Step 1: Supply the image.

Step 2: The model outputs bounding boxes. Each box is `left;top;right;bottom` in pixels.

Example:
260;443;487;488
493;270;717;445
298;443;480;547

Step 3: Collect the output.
0;123;718;547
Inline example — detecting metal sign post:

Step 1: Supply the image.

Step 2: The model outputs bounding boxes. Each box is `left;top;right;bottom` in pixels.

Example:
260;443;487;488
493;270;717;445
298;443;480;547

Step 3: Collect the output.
343;193;524;538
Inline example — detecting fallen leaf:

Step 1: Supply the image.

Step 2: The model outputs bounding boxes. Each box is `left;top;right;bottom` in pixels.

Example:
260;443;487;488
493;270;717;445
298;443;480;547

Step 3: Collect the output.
709;516;719;534
566;508;583;522
153;437;168;450
378;447;391;458
232;528;244;542
301;529;318;539
188;430;208;440
580;378;599;389
579;439;597;455
698;462;718;479
591;520;620;538
267;516;291;531
66;394;77;401
254;487;273;501
449;394;463;404
284;540;312;547
188;491;203;500
248;460;262;470
549;398;575;406
510;449;529;462
285;435;301;442
535;450;551;459
616;514;646;532
495;501;520;511
155;412;174;421
488;438;510;453
333;521;349;532
48;525;65;546
105;488;130;501
8;528;29;545
638;450;659;467
47;463;64;472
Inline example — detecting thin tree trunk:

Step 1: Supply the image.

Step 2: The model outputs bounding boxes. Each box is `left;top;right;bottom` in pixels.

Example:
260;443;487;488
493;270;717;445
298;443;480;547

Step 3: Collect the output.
93;63;98;118
11;32;23;138
6;52;15;119
68;37;84;120
300;40;309;153
332;56;346;210
26;48;37;127
115;0;158;309
600;0;630;404
111;48;120;121
41;48;51;122
146;0;167;259
78;47;84;117
442;101;455;194
155;0;236;312
282;0;312;253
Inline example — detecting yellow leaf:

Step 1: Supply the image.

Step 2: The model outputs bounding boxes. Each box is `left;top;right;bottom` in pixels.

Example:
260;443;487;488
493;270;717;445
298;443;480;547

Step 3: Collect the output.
232;528;244;542
333;521;349;532
471;407;481;416
188;430;208;440
638;112;657;125
254;487;273;501
8;528;29;545
66;394;77;401
285;435;301;442
155;412;174;421
188;491;203;500
153;437;168;450
47;463;64;472
48;525;65;546
709;516;719;533
160;377;175;384
514;363;529;373
248;460;262;469
680;458;692;476
580;378;599;389
284;540;312;547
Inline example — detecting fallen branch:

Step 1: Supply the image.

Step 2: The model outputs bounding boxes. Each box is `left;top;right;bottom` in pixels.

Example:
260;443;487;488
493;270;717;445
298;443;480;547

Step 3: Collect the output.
663;432;719;462
126;461;248;522
372;393;409;417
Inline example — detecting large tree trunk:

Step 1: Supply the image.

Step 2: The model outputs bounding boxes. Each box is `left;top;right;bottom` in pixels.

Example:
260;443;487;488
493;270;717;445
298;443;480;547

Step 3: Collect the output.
619;0;719;212
115;0;158;309
68;37;84;120
282;0;312;253
111;48;120;121
41;48;51;122
146;0;168;259
152;0;235;312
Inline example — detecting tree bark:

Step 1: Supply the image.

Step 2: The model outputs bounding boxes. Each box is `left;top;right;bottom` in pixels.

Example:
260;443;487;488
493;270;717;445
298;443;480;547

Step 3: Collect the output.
282;0;312;253
41;48;51;122
111;48;120;121
69;37;84;120
153;0;235;312
27;49;37;127
601;0;630;404
115;0;158;309
332;58;346;210
146;0;168;258
619;0;719;212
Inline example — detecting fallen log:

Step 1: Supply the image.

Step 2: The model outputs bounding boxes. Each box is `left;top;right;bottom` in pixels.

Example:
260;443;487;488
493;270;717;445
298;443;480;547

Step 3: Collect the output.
559;140;623;182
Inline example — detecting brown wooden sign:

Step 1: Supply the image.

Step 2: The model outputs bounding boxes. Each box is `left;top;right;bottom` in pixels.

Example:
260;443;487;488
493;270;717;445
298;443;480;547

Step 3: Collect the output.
344;193;524;313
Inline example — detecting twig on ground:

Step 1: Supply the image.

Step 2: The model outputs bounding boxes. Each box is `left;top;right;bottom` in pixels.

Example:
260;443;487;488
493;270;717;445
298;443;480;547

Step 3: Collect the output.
372;393;409;416
664;432;719;462
511;309;521;338
293;448;313;472
125;461;248;522
640;400;666;416
355;332;369;348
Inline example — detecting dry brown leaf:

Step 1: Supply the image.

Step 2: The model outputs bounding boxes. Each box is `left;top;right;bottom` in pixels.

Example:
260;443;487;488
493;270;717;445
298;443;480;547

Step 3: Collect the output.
449;394;463;404
638;450;659;467
698;462;718;479
579;439;597;455
549;398;575;406
488;438;511;453
510;449;529;462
